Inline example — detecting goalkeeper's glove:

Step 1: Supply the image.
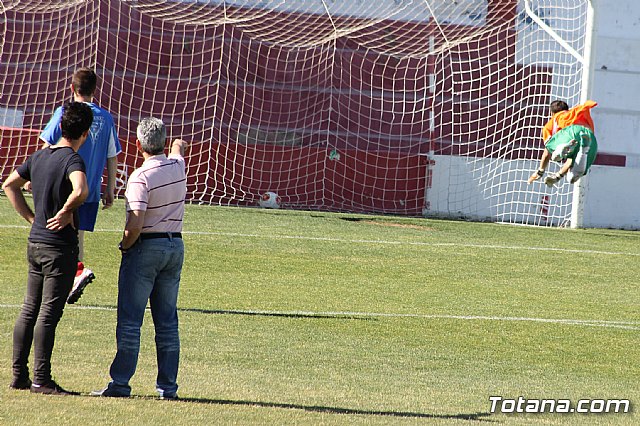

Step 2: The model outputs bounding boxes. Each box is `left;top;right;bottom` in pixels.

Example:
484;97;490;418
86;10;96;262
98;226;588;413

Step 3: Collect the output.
544;172;563;187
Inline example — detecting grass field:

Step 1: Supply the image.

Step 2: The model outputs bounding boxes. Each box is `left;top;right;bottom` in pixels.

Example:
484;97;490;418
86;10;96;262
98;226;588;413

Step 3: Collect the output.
0;195;638;425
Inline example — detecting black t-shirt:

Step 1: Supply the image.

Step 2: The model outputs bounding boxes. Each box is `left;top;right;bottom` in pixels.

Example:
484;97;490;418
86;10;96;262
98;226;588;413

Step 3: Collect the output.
17;146;86;246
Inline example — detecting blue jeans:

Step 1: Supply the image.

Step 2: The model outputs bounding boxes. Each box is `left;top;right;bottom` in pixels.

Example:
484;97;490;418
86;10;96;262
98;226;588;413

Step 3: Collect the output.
108;236;184;397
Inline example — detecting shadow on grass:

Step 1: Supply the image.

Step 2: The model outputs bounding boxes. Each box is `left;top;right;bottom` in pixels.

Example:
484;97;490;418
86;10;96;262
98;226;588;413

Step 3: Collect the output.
78;304;376;321
174;397;495;422
79;304;375;321
180;307;376;321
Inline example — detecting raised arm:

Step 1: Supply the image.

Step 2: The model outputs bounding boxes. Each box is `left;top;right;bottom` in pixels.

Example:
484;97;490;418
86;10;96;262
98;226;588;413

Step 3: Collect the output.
170;138;188;157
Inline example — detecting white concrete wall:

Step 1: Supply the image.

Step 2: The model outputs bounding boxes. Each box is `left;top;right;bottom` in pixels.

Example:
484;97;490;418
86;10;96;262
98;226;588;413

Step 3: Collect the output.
196;0;488;25
427;155;495;221
590;0;640;157
427;155;575;227
0;108;23;128
580;0;640;228
582;166;640;229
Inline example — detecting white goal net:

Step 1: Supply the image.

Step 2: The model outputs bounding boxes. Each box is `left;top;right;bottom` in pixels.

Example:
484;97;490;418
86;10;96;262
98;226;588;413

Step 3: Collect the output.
0;0;590;225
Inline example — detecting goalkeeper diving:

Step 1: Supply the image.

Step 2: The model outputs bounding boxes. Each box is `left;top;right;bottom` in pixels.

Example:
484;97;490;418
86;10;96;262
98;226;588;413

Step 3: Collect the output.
527;100;598;187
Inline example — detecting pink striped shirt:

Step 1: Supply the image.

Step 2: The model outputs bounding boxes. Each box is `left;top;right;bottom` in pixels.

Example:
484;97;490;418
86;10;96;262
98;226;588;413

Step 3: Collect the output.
125;153;186;233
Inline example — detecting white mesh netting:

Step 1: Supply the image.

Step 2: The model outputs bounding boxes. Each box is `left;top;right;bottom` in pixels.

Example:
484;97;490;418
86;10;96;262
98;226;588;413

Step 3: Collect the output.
0;0;589;224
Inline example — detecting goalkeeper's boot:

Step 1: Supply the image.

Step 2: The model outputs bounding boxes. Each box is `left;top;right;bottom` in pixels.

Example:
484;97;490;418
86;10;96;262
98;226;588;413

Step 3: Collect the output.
67;263;95;304
544;172;562;188
551;139;578;162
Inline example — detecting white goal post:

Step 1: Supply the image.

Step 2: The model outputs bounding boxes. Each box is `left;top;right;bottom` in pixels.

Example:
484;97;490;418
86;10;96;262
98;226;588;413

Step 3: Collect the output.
0;0;593;226
522;0;597;228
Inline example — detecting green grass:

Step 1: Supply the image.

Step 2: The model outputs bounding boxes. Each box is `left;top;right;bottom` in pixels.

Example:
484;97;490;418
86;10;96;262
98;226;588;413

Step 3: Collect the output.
0;196;638;425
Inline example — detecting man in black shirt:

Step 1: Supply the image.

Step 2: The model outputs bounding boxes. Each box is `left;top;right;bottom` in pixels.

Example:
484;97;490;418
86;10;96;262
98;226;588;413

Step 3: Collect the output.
2;102;93;395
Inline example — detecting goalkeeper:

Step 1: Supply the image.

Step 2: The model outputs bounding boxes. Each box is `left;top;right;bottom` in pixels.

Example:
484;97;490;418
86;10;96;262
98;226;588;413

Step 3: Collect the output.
528;100;598;187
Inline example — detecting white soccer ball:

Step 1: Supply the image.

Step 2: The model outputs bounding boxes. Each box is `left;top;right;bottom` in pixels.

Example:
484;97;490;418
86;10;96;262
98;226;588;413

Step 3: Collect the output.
259;191;281;209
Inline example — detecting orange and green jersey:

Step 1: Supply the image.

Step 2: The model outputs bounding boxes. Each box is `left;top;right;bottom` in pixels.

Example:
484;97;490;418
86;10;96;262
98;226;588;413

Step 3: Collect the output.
542;100;597;142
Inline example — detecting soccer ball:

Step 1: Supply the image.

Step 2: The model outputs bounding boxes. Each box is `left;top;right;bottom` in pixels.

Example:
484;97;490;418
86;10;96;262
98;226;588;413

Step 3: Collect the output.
259;191;281;209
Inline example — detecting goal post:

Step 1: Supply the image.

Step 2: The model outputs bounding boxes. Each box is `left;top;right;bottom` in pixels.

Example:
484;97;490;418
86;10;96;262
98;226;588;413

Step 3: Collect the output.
0;0;592;226
570;0;596;229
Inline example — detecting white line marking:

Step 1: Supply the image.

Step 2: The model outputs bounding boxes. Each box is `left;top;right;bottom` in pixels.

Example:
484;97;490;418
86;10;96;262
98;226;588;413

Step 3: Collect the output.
0;304;638;330
76;230;640;257
149;231;640;257
2;225;637;257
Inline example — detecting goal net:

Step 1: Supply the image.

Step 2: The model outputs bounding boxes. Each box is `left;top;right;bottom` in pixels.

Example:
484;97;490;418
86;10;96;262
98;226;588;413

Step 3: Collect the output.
0;0;590;225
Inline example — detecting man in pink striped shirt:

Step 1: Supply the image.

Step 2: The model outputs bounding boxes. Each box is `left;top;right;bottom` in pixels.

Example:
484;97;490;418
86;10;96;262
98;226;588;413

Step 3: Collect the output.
92;118;187;400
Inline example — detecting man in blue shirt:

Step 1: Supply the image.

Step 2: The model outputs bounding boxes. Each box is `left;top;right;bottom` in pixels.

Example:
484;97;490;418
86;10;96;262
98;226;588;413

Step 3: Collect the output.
40;68;122;303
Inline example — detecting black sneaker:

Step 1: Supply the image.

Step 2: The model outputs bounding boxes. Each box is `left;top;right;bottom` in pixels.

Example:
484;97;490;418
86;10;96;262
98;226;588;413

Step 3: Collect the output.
67;268;95;304
159;394;179;401
9;377;32;390
90;386;130;398
30;380;78;396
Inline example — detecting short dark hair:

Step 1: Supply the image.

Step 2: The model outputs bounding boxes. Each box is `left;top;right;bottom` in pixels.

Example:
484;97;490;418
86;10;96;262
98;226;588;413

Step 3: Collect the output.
61;101;93;140
549;100;569;114
72;67;97;97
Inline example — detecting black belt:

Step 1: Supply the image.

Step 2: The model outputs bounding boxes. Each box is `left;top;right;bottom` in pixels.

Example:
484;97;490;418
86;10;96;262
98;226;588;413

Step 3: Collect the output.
139;232;182;240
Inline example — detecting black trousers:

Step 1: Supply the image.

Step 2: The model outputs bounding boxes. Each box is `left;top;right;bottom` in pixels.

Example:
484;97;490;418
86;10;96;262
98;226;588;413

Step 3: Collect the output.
12;242;77;384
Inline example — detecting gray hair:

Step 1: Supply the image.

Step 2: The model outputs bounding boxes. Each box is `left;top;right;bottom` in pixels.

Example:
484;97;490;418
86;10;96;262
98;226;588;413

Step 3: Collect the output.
136;117;167;155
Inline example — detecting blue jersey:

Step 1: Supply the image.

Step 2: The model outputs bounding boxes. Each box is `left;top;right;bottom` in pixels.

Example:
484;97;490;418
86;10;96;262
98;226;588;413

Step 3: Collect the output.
40;102;121;203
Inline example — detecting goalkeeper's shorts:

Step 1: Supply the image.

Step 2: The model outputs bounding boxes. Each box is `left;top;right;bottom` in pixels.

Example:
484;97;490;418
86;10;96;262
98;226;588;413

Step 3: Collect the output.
545;125;598;174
